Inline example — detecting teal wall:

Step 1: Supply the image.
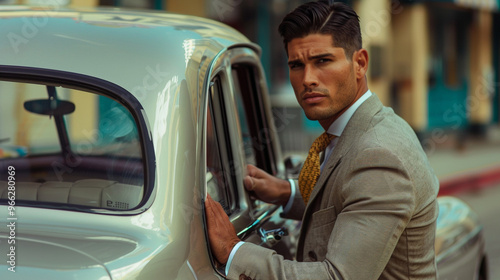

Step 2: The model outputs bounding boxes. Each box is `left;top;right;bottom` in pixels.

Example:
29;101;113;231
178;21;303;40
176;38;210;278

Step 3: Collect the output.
428;79;468;129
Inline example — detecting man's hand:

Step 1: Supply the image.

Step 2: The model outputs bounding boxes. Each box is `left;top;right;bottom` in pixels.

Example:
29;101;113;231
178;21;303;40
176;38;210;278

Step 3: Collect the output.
244;164;291;206
205;194;240;264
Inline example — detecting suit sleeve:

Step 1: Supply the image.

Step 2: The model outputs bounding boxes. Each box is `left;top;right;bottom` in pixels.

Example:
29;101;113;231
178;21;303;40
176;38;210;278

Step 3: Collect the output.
325;147;417;279
227;147;417;280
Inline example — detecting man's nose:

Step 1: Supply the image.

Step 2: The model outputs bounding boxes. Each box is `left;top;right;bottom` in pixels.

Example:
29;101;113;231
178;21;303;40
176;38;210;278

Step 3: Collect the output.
303;65;319;88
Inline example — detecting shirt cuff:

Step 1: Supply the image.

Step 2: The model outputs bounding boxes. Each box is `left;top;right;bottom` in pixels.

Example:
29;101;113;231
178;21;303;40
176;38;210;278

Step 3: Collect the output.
281;179;296;214
225;241;245;276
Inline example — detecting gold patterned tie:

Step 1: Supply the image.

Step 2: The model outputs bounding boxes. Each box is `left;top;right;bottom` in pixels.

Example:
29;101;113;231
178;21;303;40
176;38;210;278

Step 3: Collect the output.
299;132;335;204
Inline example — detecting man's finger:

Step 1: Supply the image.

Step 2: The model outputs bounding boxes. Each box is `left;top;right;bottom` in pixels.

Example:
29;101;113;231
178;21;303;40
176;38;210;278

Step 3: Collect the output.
246;164;258;177
205;194;227;218
205;195;221;229
244;176;254;191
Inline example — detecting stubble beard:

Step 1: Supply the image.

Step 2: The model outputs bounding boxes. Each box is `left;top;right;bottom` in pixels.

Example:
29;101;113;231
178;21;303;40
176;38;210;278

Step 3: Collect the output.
302;104;337;121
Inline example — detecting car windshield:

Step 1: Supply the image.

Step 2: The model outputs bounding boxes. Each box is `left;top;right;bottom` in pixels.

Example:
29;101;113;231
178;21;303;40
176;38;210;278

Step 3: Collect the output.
0;80;144;211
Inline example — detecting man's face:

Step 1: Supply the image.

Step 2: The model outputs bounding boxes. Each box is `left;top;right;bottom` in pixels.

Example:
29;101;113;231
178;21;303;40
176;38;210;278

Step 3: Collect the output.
287;33;362;129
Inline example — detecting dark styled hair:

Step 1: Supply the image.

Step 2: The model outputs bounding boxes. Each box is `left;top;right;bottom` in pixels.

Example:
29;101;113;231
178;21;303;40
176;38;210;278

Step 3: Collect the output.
278;1;362;59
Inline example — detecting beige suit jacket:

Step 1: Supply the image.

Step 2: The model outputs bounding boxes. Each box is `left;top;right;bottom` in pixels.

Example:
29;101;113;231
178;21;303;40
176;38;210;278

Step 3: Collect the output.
228;94;439;280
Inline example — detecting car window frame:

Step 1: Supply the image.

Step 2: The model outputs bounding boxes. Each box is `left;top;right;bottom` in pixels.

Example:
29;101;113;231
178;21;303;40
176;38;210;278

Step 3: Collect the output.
230;62;278;176
202;46;297;276
204;46;286;231
0;65;156;215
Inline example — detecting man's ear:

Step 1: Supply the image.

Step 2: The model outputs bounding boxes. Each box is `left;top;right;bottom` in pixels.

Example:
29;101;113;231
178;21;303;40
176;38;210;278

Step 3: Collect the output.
353;49;369;79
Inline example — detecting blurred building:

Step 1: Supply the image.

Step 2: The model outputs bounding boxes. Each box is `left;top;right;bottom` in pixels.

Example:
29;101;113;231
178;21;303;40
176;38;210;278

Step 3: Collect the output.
6;0;499;153
389;0;499;143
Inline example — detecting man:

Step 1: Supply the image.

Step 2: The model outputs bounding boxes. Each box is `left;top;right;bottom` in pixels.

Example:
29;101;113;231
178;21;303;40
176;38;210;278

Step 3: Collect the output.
205;1;439;279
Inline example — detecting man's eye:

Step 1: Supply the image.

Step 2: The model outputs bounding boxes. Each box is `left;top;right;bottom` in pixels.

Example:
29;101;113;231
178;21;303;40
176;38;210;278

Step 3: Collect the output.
318;58;330;63
289;63;302;69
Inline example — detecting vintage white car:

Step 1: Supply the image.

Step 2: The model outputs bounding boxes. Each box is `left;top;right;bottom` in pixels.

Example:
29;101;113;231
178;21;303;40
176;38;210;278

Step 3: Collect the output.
0;6;487;280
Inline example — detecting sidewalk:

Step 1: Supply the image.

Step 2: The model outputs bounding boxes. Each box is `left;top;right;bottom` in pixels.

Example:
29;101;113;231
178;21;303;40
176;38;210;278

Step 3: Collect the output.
426;126;500;196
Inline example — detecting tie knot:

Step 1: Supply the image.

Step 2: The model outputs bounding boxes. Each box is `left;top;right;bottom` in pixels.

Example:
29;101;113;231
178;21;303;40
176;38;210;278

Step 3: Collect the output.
310;132;334;154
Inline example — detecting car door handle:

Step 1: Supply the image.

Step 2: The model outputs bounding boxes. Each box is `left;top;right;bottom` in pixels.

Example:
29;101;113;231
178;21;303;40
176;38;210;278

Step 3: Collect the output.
259;227;288;247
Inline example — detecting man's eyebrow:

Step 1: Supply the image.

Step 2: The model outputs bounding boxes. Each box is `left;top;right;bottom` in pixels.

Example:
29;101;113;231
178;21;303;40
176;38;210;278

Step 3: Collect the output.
288;53;334;65
287;59;302;66
309;53;334;59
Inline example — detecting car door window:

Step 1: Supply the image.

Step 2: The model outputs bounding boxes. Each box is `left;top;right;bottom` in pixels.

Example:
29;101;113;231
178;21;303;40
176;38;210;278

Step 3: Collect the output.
231;72;258;168
231;64;277;175
206;77;236;215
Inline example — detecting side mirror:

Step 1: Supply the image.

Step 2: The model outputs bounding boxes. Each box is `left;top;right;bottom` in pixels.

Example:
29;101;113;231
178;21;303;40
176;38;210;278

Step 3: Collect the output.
284;155;305;179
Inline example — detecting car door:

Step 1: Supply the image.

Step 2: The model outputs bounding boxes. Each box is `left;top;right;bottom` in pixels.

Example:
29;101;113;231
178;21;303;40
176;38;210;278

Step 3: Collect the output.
204;46;300;276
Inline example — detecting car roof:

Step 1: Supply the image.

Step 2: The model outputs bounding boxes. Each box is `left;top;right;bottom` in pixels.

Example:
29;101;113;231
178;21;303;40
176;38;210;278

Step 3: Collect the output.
0;6;255;96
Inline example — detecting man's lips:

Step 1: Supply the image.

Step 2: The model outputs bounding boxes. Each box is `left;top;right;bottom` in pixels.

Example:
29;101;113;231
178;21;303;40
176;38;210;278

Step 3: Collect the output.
302;92;327;104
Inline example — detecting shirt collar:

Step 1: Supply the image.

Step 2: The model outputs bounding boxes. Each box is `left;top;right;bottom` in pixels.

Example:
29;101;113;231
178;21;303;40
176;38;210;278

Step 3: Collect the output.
326;90;372;137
